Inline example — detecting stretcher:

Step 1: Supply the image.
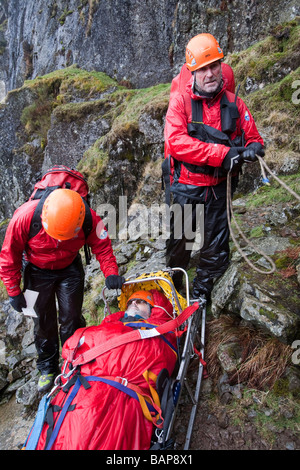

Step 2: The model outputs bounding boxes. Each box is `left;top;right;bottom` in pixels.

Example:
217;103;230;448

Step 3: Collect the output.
23;267;206;450
102;267;207;450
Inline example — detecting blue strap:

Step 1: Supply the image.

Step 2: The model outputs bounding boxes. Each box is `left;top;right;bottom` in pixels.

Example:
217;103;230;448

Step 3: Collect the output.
85;376;157;414
43;374;157;450
25;394;51;450
46;377;81;450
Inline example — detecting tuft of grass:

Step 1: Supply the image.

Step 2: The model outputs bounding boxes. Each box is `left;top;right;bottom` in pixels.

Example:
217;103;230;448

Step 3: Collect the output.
25;65;118;91
249;225;264;238
78;141;109;192
20;79;62;139
104;83;171;141
206;315;293;390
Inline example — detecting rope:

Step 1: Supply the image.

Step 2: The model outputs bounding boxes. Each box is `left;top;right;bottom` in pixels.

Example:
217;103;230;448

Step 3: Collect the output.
226;156;300;275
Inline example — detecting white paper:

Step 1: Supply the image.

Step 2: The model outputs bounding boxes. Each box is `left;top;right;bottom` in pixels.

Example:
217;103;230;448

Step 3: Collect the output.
22;289;39;318
138;328;160;339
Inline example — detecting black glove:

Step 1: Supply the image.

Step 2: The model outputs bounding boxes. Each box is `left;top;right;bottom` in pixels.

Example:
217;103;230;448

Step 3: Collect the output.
105;275;125;290
242;143;265;163
241;147;257;162
9;293;26;312
222;147;246;172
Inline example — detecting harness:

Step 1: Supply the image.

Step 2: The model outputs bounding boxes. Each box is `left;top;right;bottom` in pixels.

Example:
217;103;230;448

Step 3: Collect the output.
162;90;245;204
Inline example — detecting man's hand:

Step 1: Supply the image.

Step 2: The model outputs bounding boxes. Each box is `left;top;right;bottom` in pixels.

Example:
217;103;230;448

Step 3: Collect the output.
241;147;257;163
105;275;125;290
9;293;26;312
242;143;265;163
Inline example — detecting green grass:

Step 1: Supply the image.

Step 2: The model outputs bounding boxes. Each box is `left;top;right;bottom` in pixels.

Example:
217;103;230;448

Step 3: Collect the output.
226;18;300;152
24;65;118;92
227;389;300;447
227;18;300;94
245;172;300;208
114;83;171;125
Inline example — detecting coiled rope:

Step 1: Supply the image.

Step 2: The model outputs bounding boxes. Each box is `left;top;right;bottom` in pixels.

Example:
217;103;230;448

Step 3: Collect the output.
227;155;300;275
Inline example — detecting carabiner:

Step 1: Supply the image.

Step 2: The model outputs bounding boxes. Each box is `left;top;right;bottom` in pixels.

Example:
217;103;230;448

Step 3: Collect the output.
46;374;63;398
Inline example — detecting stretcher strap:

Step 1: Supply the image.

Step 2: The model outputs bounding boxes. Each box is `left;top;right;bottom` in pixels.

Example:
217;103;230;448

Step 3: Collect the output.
46;377;82;450
25;370;164;450
142;370;162;425
92;373;163;428
69;303;199;368
23;394;51;450
52;374;164;450
193;346;208;379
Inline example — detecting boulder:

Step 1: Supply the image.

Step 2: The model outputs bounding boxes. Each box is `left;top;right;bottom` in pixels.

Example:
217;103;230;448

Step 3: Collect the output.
211;240;300;344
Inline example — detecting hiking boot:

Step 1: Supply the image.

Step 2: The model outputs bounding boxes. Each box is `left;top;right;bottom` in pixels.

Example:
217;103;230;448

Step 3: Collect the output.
37;373;55;393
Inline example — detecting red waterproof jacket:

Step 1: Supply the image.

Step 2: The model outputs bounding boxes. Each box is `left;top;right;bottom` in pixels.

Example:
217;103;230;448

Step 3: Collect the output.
164;77;264;188
0;199;118;296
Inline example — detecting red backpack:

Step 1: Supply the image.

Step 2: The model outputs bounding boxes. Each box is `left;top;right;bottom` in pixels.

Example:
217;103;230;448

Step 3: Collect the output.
28;166;92;263
29;165;90;201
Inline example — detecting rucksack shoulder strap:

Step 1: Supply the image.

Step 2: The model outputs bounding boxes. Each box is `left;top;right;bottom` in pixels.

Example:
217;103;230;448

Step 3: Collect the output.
28;187;60;239
220;91;240;135
81;199;93;238
191;98;203;124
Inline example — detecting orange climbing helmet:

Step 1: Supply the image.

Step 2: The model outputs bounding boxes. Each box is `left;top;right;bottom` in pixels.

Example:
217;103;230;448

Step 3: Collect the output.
185;33;224;72
41;188;86;240
127;290;154;307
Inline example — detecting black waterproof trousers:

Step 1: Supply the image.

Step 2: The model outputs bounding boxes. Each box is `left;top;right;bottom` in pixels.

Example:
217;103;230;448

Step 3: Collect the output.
23;254;86;374
166;180;232;297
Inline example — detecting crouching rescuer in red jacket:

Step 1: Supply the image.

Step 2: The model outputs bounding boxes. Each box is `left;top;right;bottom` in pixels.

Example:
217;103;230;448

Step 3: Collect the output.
0;188;124;393
164;33;265;300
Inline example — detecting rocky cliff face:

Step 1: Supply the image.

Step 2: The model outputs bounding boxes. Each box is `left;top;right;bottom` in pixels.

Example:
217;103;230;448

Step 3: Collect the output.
0;0;299;97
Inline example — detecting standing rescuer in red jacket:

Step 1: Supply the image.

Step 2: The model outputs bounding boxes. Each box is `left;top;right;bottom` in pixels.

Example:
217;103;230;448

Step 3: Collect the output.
164;33;265;299
0;188;124;392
